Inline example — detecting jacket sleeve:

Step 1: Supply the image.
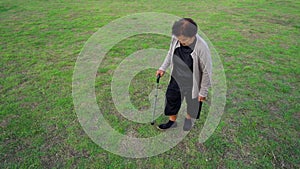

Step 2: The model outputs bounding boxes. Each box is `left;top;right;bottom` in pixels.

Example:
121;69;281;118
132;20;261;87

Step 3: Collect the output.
159;36;175;71
199;45;212;97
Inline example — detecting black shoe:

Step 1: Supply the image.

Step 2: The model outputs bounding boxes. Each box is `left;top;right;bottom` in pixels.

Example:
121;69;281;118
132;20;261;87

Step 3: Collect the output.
157;120;177;130
183;118;192;131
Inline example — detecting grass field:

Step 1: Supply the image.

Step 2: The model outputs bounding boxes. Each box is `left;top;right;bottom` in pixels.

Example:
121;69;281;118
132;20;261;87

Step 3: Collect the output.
1;0;299;168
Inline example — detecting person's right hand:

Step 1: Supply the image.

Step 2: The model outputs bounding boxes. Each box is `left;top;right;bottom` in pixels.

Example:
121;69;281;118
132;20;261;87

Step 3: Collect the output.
156;69;165;77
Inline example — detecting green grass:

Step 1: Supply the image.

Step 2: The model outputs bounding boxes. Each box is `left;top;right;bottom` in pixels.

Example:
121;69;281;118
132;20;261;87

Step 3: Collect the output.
1;0;299;168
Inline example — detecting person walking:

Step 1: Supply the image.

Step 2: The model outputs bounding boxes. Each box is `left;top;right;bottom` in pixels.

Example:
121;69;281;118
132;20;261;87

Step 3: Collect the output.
156;18;212;131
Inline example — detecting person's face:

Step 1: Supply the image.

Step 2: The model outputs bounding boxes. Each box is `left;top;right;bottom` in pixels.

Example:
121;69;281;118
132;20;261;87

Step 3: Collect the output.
176;35;195;46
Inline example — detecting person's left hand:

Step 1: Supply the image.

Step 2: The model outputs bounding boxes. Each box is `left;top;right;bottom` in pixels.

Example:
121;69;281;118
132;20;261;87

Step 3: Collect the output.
198;96;206;102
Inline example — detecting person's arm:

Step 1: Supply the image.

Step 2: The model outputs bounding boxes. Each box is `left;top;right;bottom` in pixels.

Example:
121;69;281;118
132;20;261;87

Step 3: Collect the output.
156;36;175;77
198;45;212;100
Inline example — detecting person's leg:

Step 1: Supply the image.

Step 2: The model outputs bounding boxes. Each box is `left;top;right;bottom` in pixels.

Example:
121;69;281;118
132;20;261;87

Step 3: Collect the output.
183;91;203;131
185;113;191;119
158;79;182;130
169;115;177;121
187;100;202;119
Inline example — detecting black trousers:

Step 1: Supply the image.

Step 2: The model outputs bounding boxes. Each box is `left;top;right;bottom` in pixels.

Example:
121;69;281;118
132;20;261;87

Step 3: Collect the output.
164;77;202;119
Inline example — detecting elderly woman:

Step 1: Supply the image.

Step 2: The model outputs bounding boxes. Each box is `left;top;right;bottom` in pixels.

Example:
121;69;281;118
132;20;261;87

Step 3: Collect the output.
156;18;212;131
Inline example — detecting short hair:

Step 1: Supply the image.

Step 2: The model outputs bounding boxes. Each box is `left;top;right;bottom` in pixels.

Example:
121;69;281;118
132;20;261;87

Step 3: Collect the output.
172;18;198;37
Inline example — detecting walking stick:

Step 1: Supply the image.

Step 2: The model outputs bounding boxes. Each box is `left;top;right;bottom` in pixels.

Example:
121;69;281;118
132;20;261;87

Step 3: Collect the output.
151;74;161;125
